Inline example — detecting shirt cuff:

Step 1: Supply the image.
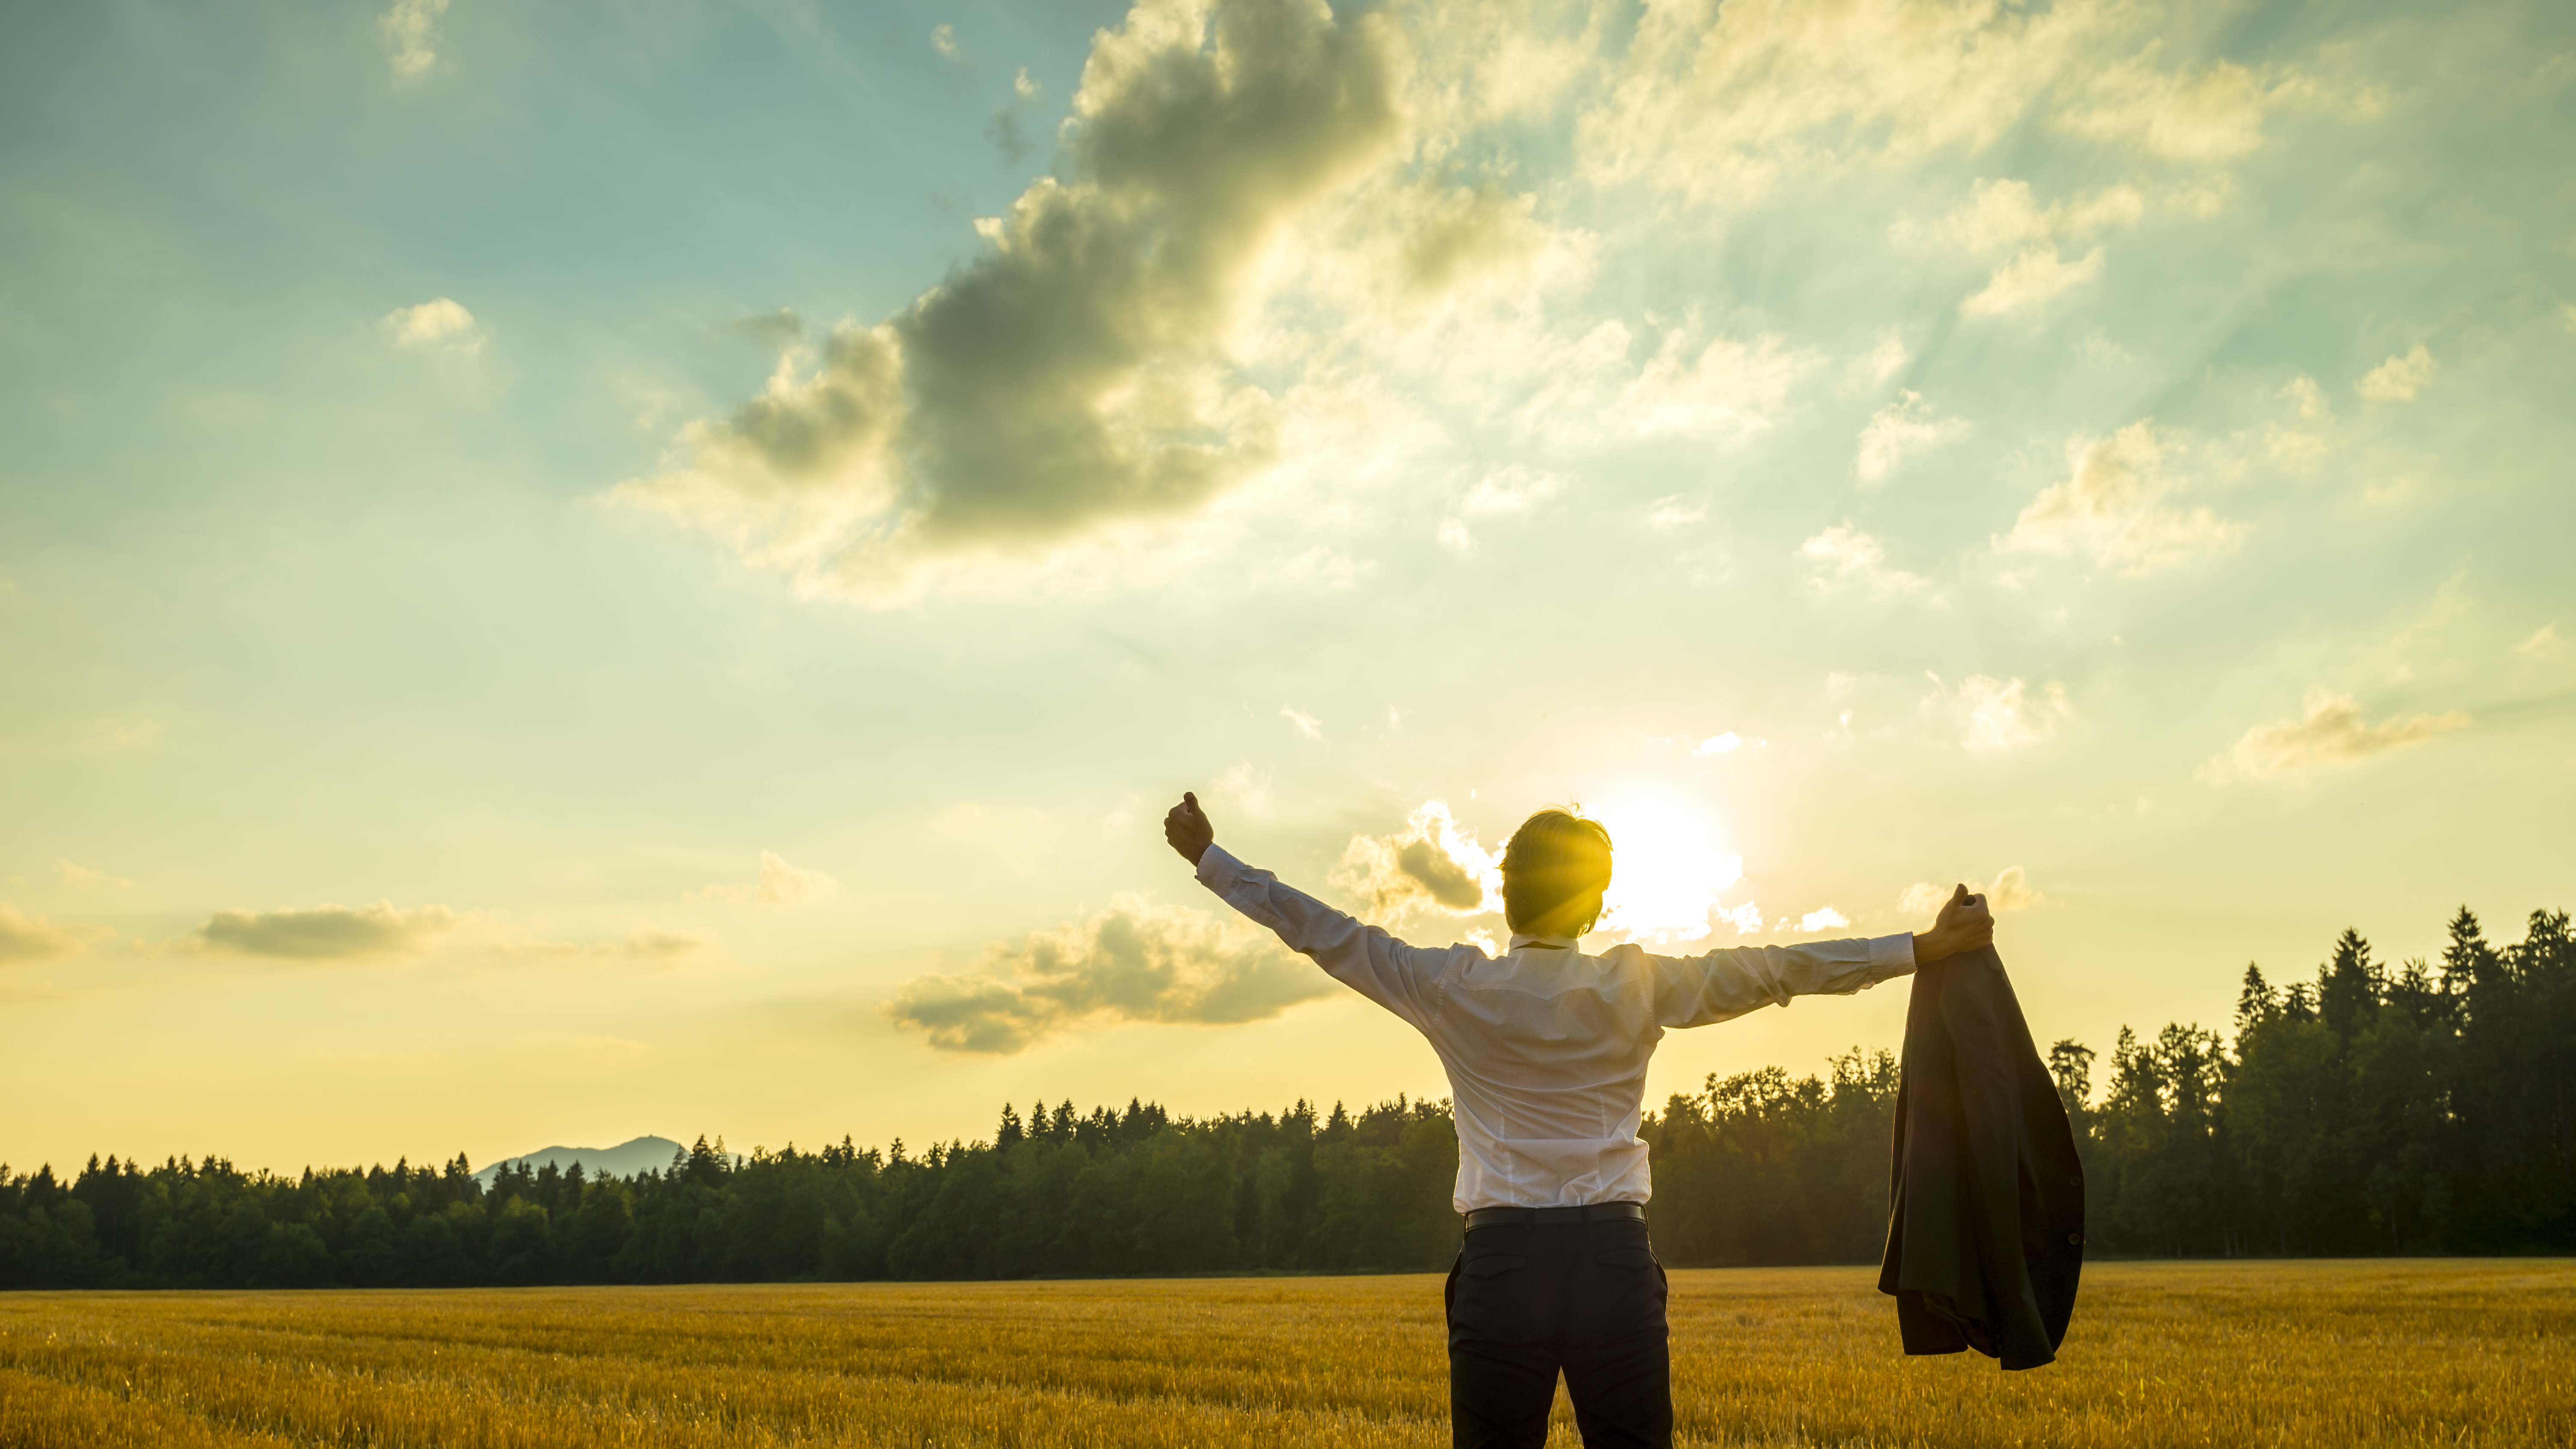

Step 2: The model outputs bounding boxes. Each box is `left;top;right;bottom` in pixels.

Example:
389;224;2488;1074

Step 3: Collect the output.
1195;842;1244;890
1869;932;1917;977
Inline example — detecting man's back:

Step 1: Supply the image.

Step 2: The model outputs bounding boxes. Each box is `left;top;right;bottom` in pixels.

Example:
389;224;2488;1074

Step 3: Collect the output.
1192;842;1915;1210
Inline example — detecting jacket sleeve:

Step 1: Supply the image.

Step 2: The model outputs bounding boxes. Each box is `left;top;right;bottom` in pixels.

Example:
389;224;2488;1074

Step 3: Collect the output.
1193;844;1454;1031
1649;933;1917;1029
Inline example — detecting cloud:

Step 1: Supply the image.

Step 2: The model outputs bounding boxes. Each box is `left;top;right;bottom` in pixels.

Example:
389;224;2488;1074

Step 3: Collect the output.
1441;466;1560;549
54;859;135;890
1854;329;1909;387
1646;496;1707;529
1330;799;1499;920
2357;345;2437;402
1901;178;2141;321
1797;906;1850;932
2220;690;2471;781
190;901;458;960
1693;732;1741;756
0;905;100;966
1279;705;1324;740
609;0;1404;597
931;24;963;61
1460;466;1558;516
379;0;450;79
1993;420;2238;576
2281;375;2331;422
1960;245;2102;319
503;927;713;963
2517;624;2561;659
721;308;804;351
886;895;1330;1052
1854;390;1970;482
1572;0;2260;212
1958;675;2069;751
382;298;480;355
2054;57;2297;160
1517;321;1814;446
687;851;839;907
1898;865;2042;916
1800;524;1930;594
1711;901;1763;935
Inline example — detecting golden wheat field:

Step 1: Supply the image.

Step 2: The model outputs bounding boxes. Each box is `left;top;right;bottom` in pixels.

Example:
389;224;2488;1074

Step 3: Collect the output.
0;1260;2569;1448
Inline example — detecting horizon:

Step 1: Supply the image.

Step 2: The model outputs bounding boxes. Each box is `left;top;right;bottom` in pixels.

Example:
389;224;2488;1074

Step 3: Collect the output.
4;0;2573;1176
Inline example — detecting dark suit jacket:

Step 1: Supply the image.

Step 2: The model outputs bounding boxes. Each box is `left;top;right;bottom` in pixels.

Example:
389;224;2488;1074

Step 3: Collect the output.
1876;945;2084;1370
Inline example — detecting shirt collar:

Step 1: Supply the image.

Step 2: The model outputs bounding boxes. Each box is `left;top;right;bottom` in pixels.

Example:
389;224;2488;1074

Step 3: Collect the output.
1508;932;1581;952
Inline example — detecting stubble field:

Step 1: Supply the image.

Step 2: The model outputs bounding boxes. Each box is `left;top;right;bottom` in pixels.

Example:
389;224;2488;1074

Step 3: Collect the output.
1;1259;2569;1448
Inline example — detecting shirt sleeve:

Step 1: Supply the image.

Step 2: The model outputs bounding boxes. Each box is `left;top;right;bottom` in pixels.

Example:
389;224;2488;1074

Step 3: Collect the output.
1193;844;1452;1031
1649;933;1916;1029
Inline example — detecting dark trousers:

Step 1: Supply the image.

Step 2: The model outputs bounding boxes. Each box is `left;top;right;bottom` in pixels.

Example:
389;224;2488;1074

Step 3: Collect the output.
1444;1218;1673;1449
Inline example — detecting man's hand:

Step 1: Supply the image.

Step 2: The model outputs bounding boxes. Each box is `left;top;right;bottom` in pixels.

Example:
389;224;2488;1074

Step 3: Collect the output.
1164;792;1214;867
1913;883;1994;966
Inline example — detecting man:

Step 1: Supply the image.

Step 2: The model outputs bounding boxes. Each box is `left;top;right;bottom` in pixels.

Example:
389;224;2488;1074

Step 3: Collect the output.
1163;792;1994;1449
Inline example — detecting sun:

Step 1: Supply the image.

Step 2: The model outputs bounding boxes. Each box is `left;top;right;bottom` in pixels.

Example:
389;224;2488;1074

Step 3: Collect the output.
1586;795;1744;947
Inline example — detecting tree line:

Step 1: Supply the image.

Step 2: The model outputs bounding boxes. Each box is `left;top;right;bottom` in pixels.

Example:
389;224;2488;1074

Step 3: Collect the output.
3;907;2567;1289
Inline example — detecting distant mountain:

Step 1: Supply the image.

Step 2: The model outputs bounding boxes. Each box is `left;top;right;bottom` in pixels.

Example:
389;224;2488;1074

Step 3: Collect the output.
472;1136;690;1184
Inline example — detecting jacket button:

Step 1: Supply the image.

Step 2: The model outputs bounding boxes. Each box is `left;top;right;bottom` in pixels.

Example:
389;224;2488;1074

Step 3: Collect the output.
2067;1233;2083;1245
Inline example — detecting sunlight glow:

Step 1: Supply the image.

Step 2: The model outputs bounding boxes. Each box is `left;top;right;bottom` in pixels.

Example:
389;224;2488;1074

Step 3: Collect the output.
1588;796;1744;947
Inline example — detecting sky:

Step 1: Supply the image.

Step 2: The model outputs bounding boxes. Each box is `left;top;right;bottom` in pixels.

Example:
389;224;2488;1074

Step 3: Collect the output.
3;0;2571;1177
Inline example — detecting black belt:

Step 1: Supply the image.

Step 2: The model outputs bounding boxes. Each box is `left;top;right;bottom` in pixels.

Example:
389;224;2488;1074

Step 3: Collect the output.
1464;1202;1645;1230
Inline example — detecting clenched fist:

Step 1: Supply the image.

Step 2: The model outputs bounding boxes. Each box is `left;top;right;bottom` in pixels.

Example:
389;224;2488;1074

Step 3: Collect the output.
1164;792;1214;867
1913;883;1994;965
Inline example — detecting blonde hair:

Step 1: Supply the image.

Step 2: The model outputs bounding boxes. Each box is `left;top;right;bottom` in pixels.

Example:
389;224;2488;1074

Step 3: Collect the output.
1500;808;1613;936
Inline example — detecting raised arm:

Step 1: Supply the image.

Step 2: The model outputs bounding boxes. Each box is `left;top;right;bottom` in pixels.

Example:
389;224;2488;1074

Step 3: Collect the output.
1652;883;1995;1029
1163;791;1449;1029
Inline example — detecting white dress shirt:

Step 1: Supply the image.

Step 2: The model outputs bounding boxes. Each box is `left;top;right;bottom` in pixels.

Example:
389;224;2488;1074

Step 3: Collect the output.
1195;843;1917;1212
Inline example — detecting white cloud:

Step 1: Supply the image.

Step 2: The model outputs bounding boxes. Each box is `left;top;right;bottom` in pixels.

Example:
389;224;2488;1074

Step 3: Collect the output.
0;905;101;966
1993;420;2238;576
1646;496;1707;529
2517;624;2561;659
382;297;480;355
54;859;135;890
1899;178;2141;321
1961;245;2102;319
2054;57;2296;159
2563;303;2576;334
1797;906;1850;932
886;895;1330;1052
931;23;963;61
379;0;450;79
1279;705;1324;740
1330;800;1499;921
1854;329;1909;387
1986;865;2042;912
687;851;839;907
1801;524;1930;594
503;927;714;963
2357;345;2437;402
1461;466;1558;515
2281;375;2331;422
1711;901;1763;935
608;0;1406;600
1438;516;1475;551
1014;67;1043;100
1899;865;2041;916
2219;690;2470;781
1959;675;2069;751
1693;732;1741;756
190;901;459;960
1571;0;2272;212
1517;320;1815;447
1854;390;1970;482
